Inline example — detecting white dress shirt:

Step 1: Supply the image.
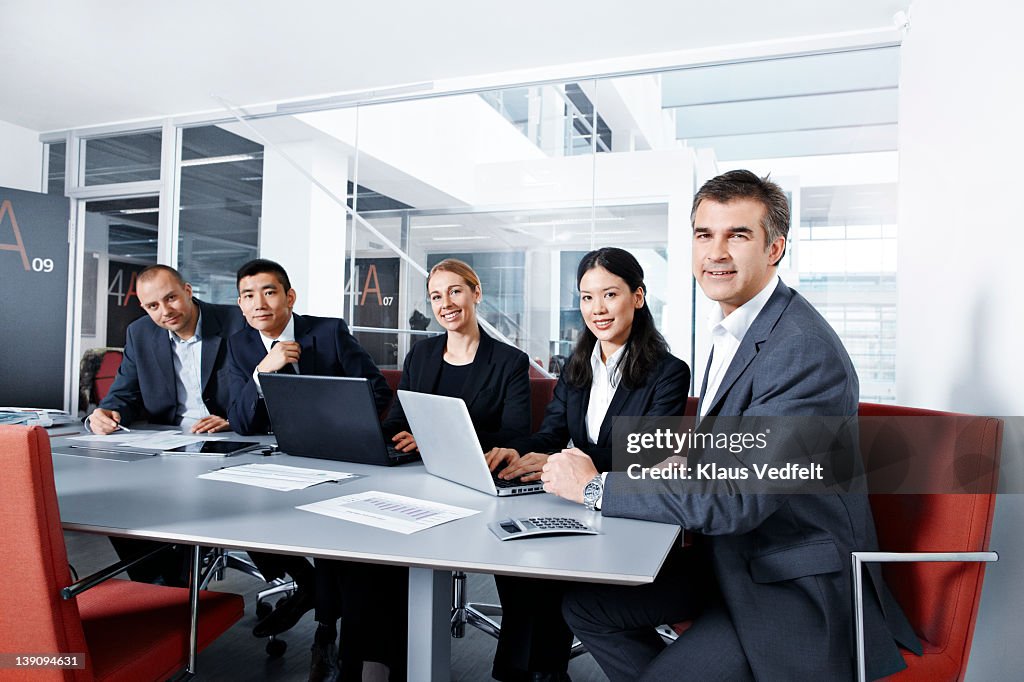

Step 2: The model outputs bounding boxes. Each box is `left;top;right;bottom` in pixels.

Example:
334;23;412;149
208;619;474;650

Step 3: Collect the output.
699;274;779;417
170;311;210;429
586;341;625;444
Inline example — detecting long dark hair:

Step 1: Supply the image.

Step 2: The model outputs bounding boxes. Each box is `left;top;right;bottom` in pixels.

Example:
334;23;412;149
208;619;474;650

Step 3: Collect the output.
564;247;668;390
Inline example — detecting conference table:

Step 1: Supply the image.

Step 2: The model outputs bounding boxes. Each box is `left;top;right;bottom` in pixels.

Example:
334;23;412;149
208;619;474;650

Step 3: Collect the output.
50;433;681;681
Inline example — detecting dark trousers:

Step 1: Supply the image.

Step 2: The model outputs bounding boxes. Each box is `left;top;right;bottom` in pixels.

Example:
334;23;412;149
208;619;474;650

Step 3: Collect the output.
562;545;754;682
249;552;355;634
337;562;408;682
248;551;314;585
492;575;575;680
109;537;190;587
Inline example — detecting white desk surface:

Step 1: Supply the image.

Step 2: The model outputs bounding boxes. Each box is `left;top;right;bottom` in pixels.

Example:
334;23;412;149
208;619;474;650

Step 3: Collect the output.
51;440;679;585
50;431;681;680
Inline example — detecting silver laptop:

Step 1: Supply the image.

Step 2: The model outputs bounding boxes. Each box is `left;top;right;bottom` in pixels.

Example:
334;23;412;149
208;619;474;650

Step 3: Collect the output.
398;390;545;496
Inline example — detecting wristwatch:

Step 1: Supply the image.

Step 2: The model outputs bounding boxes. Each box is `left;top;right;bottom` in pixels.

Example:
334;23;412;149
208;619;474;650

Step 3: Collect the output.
583;474;604;511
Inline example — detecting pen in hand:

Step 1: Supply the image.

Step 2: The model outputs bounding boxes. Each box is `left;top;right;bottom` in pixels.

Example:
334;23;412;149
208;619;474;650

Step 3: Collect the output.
114;423;131;433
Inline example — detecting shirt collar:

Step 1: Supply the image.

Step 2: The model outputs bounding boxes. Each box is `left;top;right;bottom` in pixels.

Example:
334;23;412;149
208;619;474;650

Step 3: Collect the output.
590;340;626;387
707;274;779;343
260;313;295;351
168;307;202;344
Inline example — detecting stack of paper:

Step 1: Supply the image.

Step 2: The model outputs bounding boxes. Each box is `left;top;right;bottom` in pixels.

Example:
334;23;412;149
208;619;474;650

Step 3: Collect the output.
198;463;357;491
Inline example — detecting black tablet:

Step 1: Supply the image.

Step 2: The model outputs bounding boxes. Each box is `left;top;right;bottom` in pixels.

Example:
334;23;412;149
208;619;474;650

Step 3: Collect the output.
162;440;261;456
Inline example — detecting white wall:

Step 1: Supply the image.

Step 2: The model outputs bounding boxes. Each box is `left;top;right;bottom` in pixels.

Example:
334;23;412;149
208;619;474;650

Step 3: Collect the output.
0;119;43;192
897;1;1024;677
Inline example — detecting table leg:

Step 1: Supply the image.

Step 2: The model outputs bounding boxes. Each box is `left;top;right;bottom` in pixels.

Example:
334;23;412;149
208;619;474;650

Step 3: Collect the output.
187;544;200;675
407;567;452;682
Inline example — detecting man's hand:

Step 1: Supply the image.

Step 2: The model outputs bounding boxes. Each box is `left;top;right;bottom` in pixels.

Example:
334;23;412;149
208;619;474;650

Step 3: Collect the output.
257;341;301;373
88;408;123;434
484;447;520;472
498;452;550;482
190;415;231;434
391;431;418;453
541;447;598;504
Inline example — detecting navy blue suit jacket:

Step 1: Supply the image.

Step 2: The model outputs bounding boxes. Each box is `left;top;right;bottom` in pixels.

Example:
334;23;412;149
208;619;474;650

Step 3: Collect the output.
382;327;531;451
227;313;391;435
98;300;245;427
507;351;689;473
603;279;920;680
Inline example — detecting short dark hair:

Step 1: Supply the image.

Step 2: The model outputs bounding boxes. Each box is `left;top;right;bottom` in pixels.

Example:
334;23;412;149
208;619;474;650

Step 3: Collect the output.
690;169;790;265
236;258;292;292
564;247;669;390
137;264;187;287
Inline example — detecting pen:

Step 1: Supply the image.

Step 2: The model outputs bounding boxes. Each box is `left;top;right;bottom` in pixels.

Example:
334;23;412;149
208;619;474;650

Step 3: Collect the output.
114;423;131;433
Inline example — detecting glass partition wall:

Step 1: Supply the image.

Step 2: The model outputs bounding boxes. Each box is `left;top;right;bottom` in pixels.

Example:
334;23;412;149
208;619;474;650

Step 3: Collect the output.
51;41;902;411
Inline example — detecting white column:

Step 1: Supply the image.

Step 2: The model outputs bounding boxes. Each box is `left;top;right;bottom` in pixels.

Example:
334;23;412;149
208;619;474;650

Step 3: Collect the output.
260;141;349;317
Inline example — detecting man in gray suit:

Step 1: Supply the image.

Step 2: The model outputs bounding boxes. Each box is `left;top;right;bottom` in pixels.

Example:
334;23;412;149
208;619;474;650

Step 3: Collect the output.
542;170;919;680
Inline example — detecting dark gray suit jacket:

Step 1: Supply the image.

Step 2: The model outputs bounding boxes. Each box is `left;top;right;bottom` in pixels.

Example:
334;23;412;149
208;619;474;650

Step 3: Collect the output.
99;299;245;426
603;279;920;680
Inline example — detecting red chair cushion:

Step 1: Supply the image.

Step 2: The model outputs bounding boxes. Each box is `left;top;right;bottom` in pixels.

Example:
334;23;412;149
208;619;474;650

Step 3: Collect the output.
78;580;243;682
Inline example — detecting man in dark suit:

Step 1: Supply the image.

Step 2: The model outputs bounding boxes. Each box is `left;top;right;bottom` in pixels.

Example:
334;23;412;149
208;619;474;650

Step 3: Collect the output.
226;258;391;672
88;264;245;585
542;170;920;681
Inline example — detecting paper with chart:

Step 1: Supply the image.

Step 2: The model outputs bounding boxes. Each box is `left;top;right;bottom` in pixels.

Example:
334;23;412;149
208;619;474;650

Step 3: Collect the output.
297;491;479;534
198;463;357;491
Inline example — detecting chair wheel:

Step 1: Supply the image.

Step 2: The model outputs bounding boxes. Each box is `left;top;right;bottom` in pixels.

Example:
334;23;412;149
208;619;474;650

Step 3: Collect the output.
266;637;287;657
255;600;273;619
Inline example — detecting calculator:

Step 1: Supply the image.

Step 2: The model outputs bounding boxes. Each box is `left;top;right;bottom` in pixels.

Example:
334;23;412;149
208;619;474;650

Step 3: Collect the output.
488;516;599;541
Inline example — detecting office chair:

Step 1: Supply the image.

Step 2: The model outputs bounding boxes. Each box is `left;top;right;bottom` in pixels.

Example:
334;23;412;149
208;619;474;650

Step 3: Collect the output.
663;402;1002;681
852;403;1001;681
0;424;244;680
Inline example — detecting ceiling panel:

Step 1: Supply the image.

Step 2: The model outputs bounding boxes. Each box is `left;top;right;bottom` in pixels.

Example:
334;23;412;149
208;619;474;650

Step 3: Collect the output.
660;46;900;107
693;123;898;160
674;88;898;138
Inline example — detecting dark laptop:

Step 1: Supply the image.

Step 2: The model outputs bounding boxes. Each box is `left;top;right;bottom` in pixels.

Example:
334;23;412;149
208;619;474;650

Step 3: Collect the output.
260;374;418;466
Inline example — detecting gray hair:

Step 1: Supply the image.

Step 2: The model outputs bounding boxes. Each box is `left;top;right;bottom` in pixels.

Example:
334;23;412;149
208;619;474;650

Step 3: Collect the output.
690;170;790;265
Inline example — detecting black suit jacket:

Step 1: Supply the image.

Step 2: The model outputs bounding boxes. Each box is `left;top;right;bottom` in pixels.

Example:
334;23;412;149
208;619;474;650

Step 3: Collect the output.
603;280;920;680
227;313;391;435
382;327;531;451
99;299;245;426
507;352;689;472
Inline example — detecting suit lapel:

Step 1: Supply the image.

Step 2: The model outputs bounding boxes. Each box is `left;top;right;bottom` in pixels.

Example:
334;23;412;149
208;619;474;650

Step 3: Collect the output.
597;382;632;446
197;301;220;393
417;334;445;393
293;314;317;375
703;280;792;417
459;327;494;409
153;322;177;404
696;348;714;416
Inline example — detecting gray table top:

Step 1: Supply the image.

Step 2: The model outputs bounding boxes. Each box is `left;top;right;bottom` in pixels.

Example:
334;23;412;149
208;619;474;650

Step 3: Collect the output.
51;434;680;585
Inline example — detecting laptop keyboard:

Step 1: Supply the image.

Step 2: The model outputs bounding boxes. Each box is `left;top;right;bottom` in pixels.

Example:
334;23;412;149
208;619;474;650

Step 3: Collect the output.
492;474;538;488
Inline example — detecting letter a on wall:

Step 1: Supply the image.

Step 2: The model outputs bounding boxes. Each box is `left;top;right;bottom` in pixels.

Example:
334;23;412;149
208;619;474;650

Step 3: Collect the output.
0;187;70;408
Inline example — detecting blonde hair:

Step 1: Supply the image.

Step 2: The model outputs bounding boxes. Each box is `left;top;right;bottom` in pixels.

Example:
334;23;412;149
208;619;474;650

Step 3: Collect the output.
427;258;481;293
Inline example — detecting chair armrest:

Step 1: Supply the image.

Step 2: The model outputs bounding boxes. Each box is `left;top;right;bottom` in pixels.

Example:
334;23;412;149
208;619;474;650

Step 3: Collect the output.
851;550;999;682
61;544;173;600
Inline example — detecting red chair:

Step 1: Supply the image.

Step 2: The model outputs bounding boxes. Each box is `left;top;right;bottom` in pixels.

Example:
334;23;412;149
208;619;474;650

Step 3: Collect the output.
853;404;1001;681
93;350;123;404
0;425;244;681
529;377;557;433
667;403;1002;681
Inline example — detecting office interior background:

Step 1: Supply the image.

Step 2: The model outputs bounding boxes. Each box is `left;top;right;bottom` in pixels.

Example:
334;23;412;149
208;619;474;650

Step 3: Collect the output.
0;1;1021;678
